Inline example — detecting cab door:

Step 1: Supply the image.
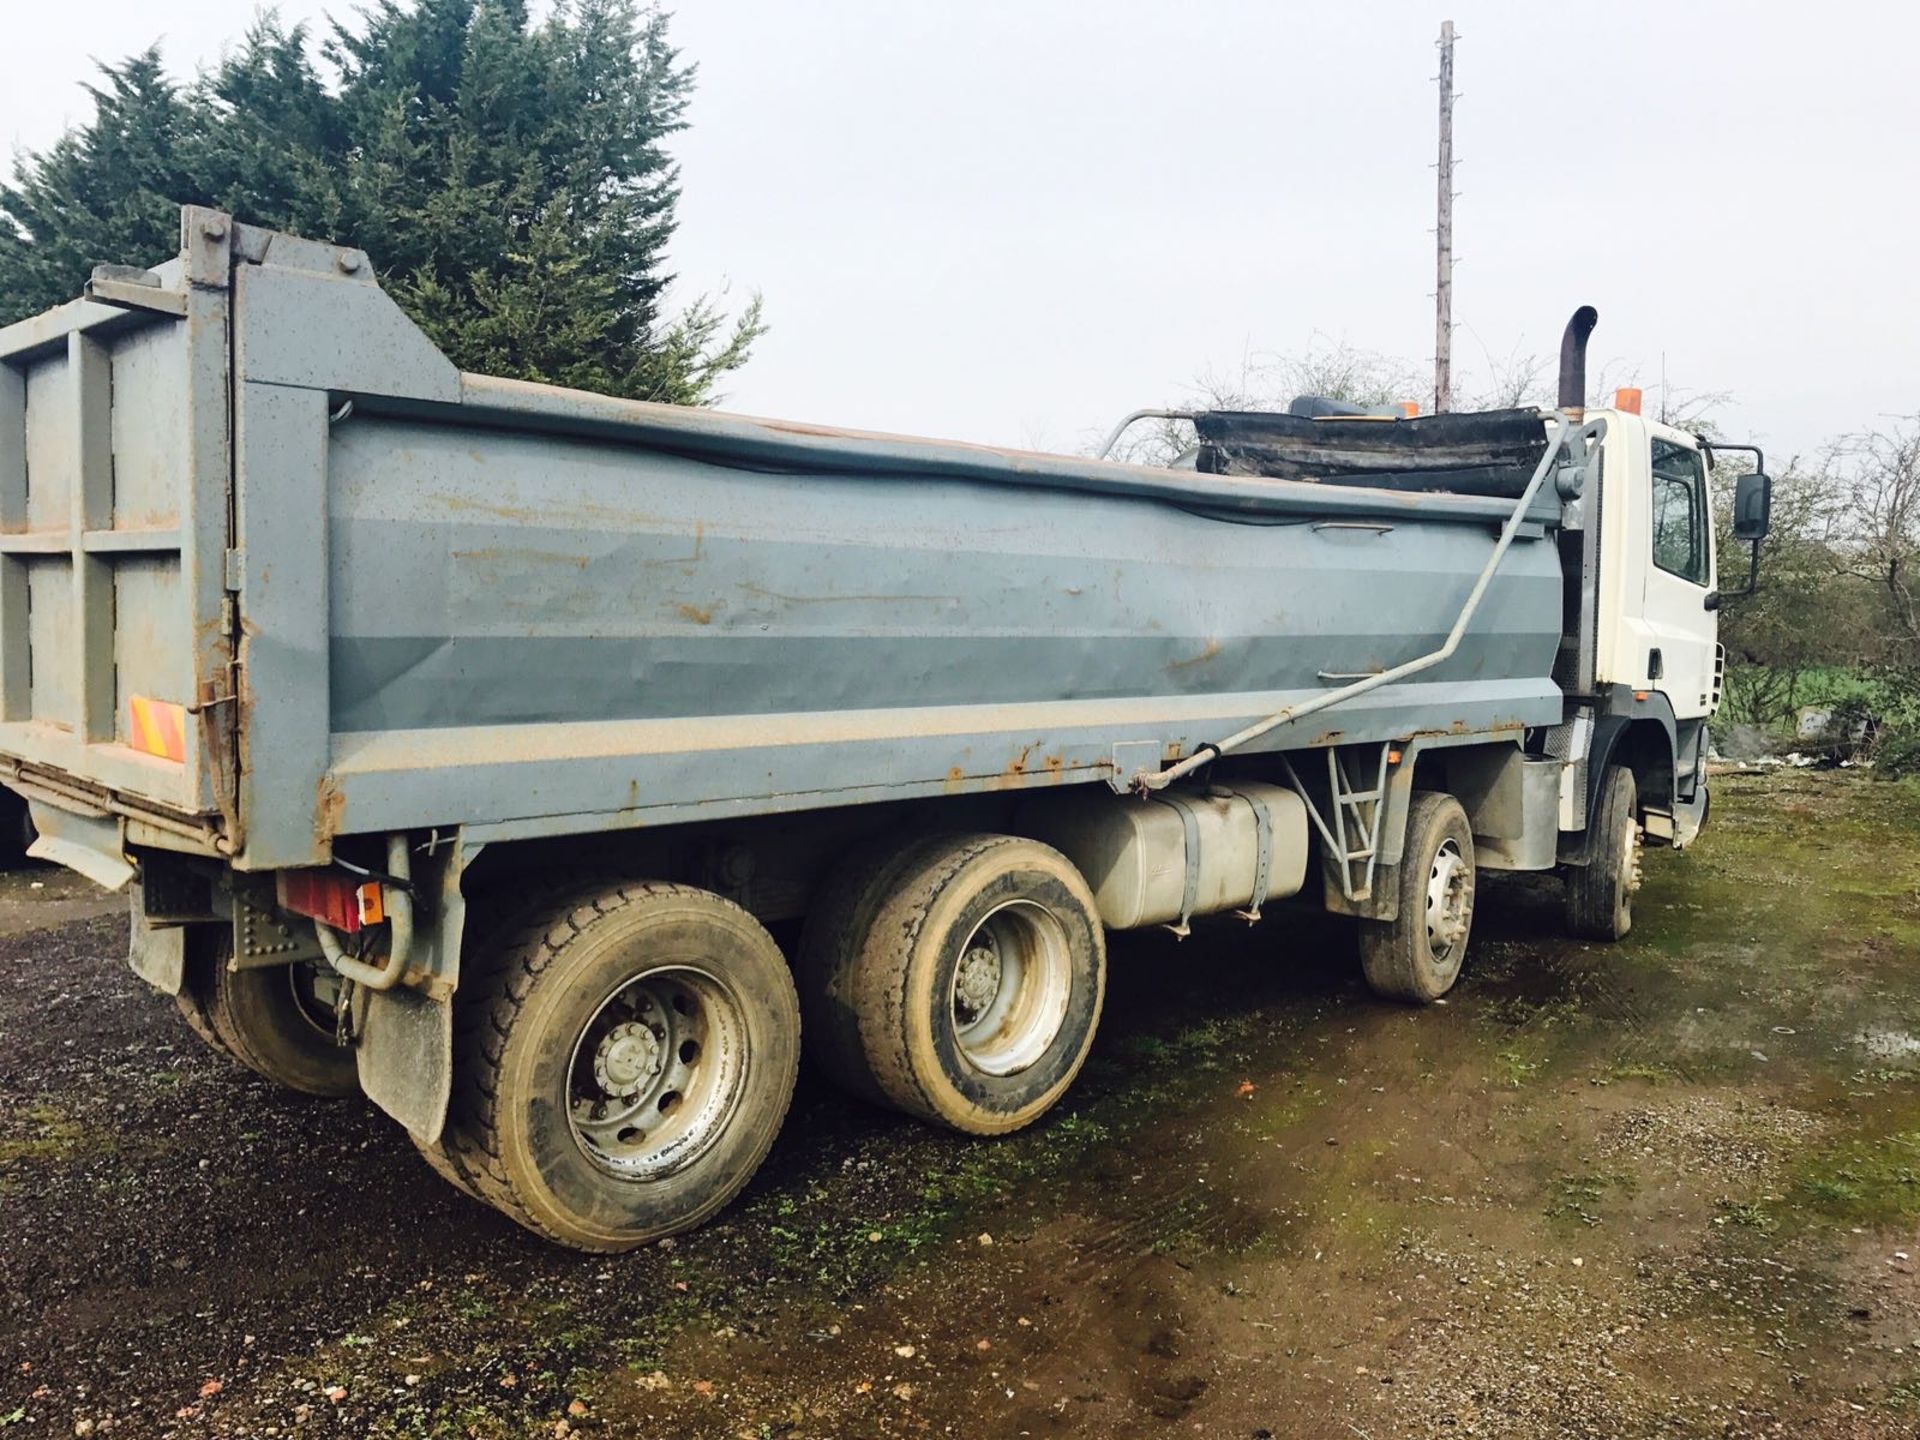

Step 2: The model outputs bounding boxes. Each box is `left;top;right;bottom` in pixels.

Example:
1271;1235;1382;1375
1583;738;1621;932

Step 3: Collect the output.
1641;434;1718;719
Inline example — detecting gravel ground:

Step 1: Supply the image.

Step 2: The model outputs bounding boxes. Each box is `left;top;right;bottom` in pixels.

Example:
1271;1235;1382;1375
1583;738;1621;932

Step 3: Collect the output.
2;769;1919;1438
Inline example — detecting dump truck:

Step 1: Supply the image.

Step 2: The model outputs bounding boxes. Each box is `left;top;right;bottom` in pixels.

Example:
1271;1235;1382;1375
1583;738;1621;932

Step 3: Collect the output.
1;209;1773;1249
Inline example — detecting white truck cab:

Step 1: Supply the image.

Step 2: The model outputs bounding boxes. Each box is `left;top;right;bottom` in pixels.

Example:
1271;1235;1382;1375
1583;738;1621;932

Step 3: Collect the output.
1556;388;1770;857
1592;410;1722;720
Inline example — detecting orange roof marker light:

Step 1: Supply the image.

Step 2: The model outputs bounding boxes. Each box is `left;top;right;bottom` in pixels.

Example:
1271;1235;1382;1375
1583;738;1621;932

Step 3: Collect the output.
127;695;188;764
1614;387;1643;415
1399;401;1419;418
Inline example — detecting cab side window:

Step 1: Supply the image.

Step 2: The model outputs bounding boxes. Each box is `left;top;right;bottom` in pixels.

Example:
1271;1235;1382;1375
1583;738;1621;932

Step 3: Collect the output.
1650;438;1709;586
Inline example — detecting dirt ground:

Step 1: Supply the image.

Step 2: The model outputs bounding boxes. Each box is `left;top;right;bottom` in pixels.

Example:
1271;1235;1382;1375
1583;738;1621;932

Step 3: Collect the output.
2;769;1919;1439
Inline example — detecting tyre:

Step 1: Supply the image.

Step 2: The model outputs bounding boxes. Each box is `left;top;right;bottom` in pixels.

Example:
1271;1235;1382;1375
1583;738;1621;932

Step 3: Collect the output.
0;789;35;867
1566;763;1640;941
439;882;800;1251
1360;791;1476;1004
796;834;950;1107
413;887;552;1206
179;929;359;1097
810;834;1105;1136
174;992;233;1056
173;930;234;1060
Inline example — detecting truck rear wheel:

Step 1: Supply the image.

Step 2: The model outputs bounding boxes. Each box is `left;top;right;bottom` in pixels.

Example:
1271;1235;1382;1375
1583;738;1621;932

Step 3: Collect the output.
437;883;800;1251
174;931;234;1060
179;930;359;1098
0;789;35;867
1565;763;1640;941
797;835;950;1107
1359;791;1476;1004
803;835;1105;1136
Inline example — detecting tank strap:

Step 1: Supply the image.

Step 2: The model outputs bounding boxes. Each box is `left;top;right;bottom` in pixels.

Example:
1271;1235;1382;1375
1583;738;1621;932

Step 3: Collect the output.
1148;792;1204;939
1211;785;1274;923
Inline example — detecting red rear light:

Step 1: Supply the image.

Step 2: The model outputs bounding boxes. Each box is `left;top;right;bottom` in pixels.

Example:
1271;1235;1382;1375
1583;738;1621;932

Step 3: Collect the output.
277;870;384;932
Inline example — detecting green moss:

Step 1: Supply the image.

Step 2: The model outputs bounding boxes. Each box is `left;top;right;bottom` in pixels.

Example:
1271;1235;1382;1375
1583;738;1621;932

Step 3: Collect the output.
450;1285;498;1322
0;1104;96;1166
1316;1192;1419;1252
1887;1372;1920;1411
608;1292;705;1369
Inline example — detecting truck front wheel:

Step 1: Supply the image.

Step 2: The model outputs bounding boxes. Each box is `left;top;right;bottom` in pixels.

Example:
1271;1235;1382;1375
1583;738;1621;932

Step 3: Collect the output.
800;835;1105;1136
436;883;800;1251
1359;791;1476;1004
1565;763;1640;941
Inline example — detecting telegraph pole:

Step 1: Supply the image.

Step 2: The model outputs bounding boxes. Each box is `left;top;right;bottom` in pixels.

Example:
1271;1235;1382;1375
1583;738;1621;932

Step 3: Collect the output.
1433;19;1456;413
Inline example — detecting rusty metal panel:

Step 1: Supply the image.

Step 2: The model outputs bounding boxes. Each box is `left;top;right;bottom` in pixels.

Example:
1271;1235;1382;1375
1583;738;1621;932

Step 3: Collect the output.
231;381;333;868
109;322;187;529
323;414;1561;734
0;365;25;723
0;206;1576;873
112;557;188;745
24;558;73;724
178;231;239;829
0;269;212;817
71;332;115;742
0;360;23;528
22;358;71;531
232;248;459;402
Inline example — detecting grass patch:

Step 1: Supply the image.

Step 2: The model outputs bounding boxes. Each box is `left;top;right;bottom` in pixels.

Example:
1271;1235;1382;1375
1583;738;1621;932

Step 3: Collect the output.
1712;1198;1780;1234
1783;1129;1920;1228
1545;1171;1636;1228
1493;1047;1545;1088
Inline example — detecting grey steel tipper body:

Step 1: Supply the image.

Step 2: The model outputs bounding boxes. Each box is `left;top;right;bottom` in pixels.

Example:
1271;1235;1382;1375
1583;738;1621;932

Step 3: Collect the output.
1;210;1759;1248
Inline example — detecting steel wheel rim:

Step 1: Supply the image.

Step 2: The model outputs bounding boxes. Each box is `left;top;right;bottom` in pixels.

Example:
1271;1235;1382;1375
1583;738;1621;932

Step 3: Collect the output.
566;966;748;1182
1425;837;1471;962
950;899;1073;1077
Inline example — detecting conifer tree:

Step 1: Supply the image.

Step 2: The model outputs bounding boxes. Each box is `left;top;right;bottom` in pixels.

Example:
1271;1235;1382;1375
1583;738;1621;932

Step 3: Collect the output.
0;1;761;406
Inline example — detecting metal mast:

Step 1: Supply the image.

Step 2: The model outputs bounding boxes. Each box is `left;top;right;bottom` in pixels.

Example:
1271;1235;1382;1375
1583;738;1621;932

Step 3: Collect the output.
1434;19;1456;413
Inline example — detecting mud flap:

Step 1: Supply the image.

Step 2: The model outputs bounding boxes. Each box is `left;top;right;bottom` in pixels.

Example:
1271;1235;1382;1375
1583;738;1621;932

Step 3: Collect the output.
1671;782;1709;850
126;882;186;995
352;837;476;1145
26;801;135;891
356;986;454;1143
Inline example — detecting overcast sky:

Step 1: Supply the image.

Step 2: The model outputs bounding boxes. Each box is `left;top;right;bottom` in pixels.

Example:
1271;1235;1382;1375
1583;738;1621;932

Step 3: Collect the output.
5;1;1915;463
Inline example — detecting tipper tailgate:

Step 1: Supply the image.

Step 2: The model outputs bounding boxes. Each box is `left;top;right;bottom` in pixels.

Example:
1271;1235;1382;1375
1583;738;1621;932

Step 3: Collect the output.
0;212;235;848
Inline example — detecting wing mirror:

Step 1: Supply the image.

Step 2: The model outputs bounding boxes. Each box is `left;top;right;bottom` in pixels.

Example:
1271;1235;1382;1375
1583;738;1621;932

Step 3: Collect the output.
1701;440;1770;597
1732;471;1772;541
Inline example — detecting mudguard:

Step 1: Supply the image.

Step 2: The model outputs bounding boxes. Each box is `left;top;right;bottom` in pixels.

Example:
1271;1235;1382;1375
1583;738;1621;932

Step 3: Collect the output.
352;836;478;1144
